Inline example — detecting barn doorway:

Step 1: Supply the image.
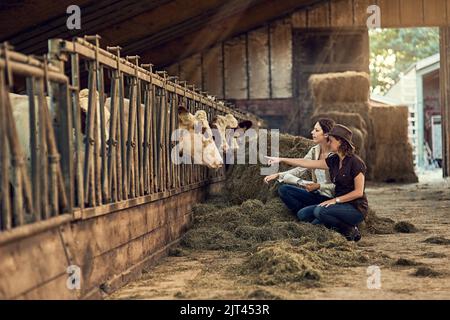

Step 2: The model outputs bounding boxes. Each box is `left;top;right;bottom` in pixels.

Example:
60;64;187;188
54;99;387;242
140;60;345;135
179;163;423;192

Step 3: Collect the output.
368;27;443;176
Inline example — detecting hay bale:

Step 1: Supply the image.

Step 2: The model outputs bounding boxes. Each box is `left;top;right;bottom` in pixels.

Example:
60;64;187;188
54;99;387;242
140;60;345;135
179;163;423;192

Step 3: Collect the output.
371;143;417;183
370;104;417;183
309;72;370;104
370;105;409;144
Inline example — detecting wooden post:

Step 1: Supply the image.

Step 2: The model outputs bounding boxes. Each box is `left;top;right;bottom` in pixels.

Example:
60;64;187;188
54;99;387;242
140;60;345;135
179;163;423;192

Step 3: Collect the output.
440;27;450;177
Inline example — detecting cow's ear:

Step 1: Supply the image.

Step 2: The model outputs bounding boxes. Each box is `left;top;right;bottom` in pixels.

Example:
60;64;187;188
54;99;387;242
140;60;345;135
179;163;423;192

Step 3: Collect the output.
239;120;253;130
178;106;189;115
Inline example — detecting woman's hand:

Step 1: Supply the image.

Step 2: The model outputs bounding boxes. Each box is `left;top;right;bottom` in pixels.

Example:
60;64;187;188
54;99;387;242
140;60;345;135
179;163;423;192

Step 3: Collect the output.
318;198;337;207
305;183;320;192
263;173;279;184
265;156;282;165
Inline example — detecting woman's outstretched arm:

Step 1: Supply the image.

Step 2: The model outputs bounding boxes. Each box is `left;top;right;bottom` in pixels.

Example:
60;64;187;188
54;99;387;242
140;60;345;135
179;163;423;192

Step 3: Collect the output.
265;156;328;170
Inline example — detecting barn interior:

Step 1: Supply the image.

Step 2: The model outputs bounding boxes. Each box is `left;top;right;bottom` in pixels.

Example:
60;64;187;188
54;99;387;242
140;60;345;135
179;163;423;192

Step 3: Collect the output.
0;0;450;300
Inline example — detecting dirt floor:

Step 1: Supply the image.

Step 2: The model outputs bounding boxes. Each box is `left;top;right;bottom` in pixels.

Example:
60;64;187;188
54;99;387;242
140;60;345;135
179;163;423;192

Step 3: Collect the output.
107;169;450;300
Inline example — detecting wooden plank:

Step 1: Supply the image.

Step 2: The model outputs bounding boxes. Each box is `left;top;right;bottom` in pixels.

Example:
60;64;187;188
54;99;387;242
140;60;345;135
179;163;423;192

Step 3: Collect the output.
0;72;12;230
70;53;85;209
18;273;79;299
354;0;374;27
27;77;41;222
307;2;330;27
270;20;293;98
291;9;307;28
423;0;447;25
248;27;270;99
60;189;198;294
448;0;450;25
202;44;224;99
330;0;354;27
378;0;401;27
440;27;450;177
399;0;424;27
0;227;69;299
224;35;247;99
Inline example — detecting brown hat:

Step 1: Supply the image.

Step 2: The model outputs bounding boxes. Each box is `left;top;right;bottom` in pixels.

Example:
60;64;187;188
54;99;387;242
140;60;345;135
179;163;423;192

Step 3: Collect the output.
328;124;355;149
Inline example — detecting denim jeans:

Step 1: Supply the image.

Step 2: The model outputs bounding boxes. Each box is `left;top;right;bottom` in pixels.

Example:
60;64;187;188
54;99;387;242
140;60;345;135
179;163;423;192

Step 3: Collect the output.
313;203;364;233
277;184;330;223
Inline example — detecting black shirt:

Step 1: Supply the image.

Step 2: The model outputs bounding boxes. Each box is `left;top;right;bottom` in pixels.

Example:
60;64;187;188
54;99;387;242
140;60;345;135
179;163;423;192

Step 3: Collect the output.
325;154;369;217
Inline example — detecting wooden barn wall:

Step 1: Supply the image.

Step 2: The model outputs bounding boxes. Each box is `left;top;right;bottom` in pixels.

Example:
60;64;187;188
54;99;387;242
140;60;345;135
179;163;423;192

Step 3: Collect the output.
270;20;293;99
179;53;202;90
248;27;270;99
166;18;293;102
224;35;247;99
202;44;224;99
291;0;450;28
0;183;223;299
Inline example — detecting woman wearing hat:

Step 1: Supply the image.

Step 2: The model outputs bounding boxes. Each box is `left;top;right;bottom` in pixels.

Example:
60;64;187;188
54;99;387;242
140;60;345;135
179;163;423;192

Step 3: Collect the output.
266;124;368;242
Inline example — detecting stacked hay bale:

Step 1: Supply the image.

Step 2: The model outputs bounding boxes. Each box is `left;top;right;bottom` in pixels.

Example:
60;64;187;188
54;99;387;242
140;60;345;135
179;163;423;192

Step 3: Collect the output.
309;72;373;174
370;105;418;183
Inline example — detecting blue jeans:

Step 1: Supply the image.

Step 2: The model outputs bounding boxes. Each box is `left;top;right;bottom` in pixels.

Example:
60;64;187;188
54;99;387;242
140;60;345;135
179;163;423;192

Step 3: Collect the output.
313;203;364;233
278;184;330;223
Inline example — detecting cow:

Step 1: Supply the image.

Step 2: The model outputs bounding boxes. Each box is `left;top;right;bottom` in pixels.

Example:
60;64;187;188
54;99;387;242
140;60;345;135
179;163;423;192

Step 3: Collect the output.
210;113;253;153
176;106;223;169
9;89;107;171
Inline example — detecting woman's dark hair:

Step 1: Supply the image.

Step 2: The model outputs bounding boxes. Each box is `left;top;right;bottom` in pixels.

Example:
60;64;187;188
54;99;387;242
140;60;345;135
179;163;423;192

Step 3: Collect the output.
334;136;355;156
317;118;336;134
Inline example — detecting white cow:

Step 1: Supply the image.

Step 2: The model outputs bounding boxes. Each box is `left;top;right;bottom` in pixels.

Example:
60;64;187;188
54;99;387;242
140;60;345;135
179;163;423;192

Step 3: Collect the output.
177;106;223;169
9;89;108;169
210;113;253;152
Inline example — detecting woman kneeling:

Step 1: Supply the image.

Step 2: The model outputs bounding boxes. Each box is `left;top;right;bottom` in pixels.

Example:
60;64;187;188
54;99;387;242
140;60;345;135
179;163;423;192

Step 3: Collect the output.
266;124;368;242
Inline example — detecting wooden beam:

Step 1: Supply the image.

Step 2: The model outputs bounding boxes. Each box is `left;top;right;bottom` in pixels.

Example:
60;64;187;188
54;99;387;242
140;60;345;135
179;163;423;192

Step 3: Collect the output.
3;0;172;55
99;0;233;47
424;0;447;26
399;0;424;27
138;0;324;67
0;0;91;41
378;0;401;28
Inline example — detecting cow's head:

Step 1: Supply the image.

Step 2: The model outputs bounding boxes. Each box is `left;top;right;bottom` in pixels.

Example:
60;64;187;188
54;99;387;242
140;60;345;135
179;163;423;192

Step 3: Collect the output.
211;113;253;152
177;107;223;169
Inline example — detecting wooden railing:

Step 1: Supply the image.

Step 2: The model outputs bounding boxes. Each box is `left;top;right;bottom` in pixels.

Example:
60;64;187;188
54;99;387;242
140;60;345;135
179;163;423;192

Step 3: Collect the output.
0;36;257;230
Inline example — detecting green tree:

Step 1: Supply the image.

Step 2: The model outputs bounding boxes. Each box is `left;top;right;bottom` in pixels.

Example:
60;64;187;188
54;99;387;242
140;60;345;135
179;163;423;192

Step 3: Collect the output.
370;28;439;95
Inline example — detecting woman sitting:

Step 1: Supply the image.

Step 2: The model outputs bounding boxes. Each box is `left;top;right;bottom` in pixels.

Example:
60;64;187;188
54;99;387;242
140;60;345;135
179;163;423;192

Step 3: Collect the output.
266;124;368;242
264;119;335;224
